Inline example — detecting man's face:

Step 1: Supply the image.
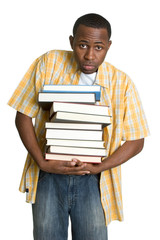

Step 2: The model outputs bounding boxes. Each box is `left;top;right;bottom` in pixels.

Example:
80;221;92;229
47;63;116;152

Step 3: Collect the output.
70;24;112;74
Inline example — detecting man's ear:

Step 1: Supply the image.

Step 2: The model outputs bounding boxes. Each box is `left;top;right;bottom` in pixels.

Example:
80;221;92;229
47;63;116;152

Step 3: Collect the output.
108;40;112;50
69;35;74;49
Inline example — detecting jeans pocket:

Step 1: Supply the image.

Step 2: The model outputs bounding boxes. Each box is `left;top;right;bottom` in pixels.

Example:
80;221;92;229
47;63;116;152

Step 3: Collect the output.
38;170;48;183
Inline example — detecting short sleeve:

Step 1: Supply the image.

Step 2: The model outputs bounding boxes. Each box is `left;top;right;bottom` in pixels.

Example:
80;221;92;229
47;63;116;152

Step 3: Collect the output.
122;79;150;141
8;55;45;118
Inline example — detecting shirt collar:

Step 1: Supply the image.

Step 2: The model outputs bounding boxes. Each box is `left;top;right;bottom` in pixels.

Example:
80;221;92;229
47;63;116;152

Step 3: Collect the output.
94;63;109;89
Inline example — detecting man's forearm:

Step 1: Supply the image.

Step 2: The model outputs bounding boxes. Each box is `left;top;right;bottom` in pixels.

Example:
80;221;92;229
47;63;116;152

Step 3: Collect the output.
99;138;144;172
15;111;45;168
83;138;144;174
15;111;90;175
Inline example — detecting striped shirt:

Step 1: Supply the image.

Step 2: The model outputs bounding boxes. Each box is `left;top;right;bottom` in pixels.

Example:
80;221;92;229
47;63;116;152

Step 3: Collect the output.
8;50;150;225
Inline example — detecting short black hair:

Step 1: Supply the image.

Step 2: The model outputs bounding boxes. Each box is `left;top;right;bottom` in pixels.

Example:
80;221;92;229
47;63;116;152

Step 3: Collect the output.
73;13;112;40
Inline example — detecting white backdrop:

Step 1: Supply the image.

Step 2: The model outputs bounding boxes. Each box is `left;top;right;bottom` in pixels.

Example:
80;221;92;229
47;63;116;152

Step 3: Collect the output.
1;0;159;239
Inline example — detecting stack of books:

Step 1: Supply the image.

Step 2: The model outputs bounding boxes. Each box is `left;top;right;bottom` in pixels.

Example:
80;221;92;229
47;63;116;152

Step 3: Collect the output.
38;85;111;163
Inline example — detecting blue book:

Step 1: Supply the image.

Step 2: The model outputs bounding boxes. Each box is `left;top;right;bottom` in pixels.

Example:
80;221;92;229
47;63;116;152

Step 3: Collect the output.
42;84;101;101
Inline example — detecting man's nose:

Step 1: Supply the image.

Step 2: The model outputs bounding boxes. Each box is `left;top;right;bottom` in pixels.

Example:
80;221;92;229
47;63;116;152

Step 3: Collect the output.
84;48;95;60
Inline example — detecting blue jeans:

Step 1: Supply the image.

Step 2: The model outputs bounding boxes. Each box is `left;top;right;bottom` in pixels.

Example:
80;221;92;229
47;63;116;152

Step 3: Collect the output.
32;171;108;240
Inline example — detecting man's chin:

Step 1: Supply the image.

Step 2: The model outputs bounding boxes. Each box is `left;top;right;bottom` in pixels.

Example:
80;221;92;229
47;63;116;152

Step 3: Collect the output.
81;66;97;74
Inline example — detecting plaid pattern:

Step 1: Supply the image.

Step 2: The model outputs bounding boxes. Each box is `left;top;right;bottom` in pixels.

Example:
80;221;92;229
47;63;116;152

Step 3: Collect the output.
8;50;150;225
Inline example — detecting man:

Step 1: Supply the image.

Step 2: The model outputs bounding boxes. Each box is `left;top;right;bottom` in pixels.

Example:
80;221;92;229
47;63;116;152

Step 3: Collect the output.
8;13;149;240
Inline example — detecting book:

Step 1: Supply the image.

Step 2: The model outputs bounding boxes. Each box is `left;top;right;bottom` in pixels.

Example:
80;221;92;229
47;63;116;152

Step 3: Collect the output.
46;138;105;148
42;84;101;101
50;111;111;126
49;101;109;118
46;129;103;141
47;145;107;156
45;153;102;163
38;92;96;110
45;122;103;130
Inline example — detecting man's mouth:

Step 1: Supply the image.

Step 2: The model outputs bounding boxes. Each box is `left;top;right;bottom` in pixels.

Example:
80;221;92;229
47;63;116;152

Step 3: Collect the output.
82;64;95;71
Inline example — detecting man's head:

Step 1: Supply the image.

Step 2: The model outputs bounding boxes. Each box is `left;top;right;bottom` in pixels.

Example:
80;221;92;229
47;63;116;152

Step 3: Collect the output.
70;13;112;74
72;13;112;40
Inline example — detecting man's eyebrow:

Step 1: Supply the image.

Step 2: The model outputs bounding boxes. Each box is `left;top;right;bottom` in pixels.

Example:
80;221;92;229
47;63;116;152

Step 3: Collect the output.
79;40;105;45
78;40;89;43
95;41;105;45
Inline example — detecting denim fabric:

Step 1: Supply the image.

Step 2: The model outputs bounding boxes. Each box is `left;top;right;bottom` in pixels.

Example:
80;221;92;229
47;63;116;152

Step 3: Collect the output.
32;171;108;240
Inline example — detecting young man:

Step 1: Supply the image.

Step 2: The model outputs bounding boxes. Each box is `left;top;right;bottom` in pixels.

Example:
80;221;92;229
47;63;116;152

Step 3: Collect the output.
8;13;149;240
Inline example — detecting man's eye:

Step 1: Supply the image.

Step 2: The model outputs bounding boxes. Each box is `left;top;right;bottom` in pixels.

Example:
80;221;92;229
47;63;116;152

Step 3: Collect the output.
80;44;87;49
96;46;102;50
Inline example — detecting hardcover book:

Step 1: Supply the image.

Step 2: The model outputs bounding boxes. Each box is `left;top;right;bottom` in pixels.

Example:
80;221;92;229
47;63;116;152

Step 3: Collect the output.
45;122;103;130
46;128;103;141
42;84;101;101
38;92;96;110
46;138;105;148
45;153;102;163
49;101;109;117
50;111;111;126
47;145;107;156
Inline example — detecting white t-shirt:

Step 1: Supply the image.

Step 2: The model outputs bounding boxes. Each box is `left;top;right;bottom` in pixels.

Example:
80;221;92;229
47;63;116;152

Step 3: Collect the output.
78;72;97;86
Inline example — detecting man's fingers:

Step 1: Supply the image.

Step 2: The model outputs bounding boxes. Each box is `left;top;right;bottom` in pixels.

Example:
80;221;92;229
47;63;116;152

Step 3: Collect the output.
71;158;84;166
66;170;90;175
45;159;90;175
65;165;90;175
65;159;86;167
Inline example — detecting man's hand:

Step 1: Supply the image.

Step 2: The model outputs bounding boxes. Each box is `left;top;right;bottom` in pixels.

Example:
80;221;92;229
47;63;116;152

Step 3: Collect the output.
40;159;90;175
71;158;101;175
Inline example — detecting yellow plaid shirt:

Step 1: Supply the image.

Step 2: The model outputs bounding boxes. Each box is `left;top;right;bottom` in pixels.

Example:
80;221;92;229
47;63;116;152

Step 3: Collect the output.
8;50;149;225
